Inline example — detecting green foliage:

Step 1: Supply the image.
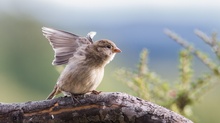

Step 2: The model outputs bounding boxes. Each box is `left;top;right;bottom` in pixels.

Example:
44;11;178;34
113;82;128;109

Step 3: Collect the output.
116;29;220;119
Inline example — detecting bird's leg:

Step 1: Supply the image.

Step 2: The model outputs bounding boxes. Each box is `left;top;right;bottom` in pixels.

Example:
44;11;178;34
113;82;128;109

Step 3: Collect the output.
70;94;81;104
90;90;102;95
65;92;82;104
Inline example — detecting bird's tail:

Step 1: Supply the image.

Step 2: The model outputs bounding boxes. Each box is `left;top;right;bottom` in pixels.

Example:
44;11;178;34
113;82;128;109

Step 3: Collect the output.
46;84;61;100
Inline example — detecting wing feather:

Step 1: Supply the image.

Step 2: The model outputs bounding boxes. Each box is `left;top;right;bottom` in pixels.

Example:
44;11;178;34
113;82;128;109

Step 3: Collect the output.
42;27;93;65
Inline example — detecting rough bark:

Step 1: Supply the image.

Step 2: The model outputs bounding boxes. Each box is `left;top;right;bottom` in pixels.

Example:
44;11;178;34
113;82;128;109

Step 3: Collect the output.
0;92;193;123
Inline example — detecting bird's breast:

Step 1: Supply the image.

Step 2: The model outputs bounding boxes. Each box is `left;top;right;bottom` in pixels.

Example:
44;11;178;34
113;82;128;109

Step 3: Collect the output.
57;63;104;94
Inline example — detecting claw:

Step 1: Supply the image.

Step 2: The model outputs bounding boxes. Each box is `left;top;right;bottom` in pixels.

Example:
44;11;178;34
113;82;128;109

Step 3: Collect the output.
70;94;81;104
65;92;83;104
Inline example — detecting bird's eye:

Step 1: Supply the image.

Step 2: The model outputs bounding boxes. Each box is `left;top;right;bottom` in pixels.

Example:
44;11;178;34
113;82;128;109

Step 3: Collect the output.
106;45;112;49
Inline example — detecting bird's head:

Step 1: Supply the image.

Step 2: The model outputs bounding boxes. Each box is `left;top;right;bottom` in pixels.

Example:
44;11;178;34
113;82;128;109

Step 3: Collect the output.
92;39;121;65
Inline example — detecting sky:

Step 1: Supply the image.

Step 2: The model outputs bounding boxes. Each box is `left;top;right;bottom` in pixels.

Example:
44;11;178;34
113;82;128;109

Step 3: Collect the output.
1;0;220;25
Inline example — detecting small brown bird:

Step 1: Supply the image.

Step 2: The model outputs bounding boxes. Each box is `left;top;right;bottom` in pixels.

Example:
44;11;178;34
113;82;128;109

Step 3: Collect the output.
42;27;121;99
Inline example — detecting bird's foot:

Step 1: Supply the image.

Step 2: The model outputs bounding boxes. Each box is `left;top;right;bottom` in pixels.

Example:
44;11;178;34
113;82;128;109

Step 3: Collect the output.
91;90;102;95
65;92;83;104
70;94;81;104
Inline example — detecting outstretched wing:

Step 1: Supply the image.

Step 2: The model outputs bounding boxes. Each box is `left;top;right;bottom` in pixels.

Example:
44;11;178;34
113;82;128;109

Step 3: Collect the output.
42;27;95;65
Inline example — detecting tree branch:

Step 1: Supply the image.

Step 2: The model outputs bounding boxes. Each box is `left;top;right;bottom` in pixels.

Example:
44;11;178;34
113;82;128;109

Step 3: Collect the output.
0;92;193;123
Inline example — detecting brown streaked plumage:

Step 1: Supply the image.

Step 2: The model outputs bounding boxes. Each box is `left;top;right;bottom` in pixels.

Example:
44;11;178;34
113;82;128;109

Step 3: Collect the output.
42;27;121;99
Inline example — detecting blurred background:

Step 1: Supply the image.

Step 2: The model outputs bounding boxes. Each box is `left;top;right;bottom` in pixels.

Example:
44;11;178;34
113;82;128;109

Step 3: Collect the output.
0;0;219;122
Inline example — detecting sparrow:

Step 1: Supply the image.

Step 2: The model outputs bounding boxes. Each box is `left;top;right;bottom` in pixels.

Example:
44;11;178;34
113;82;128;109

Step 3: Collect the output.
42;27;121;99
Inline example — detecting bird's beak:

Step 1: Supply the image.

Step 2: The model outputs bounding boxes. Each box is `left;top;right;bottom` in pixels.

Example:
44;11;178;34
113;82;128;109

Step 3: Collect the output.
113;47;122;53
